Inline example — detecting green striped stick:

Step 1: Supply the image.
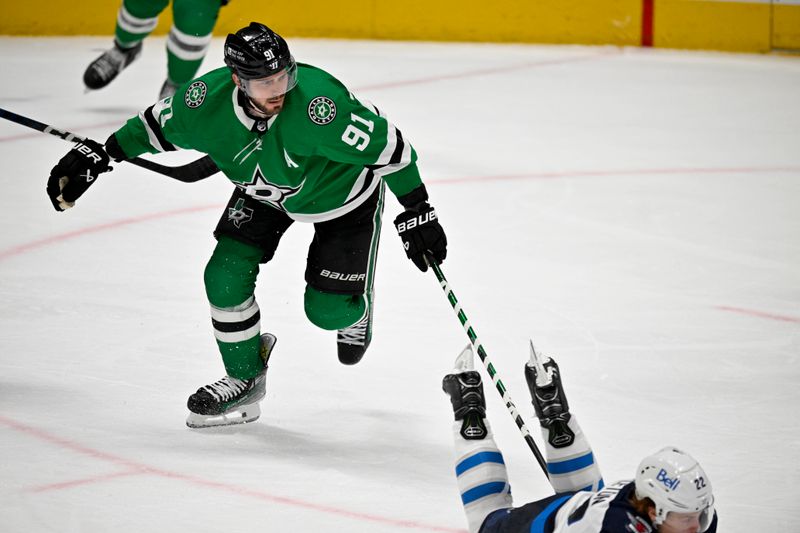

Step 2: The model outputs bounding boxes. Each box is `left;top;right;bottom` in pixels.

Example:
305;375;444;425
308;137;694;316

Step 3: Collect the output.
430;260;549;477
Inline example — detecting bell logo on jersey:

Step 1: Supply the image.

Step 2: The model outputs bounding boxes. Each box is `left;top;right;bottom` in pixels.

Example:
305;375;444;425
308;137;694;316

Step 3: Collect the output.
185;81;207;109
308;96;336;125
656;468;680;491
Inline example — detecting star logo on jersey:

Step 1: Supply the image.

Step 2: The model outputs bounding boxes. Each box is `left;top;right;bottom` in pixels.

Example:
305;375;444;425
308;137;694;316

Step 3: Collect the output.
235;164;303;211
307;96;336;125
227;198;253;228
185;81;207;109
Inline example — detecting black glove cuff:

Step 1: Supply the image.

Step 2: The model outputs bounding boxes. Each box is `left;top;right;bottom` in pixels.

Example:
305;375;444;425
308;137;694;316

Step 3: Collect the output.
104;133;130;162
397;184;429;209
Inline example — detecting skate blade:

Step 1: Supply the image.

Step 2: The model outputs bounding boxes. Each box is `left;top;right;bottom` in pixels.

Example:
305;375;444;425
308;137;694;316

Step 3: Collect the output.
186;403;261;429
528;340;554;387
452;344;475;372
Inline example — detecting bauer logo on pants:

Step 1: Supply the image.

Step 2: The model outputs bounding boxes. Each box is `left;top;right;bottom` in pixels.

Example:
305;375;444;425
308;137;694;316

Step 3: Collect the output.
320;269;365;282
308;96;336;125
185;81;207;109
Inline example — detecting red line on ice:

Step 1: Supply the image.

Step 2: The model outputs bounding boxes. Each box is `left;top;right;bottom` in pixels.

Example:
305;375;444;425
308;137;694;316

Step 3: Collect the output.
715;306;800;324
429;166;800;184
0;51;615;143
0;415;465;532
0;204;221;262
356;50;618;91
1;166;798;264
31;469;147;493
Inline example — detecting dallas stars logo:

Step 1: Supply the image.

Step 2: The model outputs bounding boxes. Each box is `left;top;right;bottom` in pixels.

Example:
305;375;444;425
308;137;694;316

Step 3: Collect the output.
307;96;336;125
235;164;303;211
227;198;253;228
184;81;207;109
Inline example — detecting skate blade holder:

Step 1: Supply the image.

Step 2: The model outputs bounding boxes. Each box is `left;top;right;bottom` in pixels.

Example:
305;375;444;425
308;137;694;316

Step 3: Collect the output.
186;403;261;428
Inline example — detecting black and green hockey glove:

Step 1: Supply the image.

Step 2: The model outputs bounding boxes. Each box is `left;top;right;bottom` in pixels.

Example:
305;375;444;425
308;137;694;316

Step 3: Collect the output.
46;139;112;211
394;185;447;272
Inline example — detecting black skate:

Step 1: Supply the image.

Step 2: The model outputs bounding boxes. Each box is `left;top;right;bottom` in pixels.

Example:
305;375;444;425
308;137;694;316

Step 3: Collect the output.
524;341;574;448
83;41;142;90
159;79;177;100
186;333;277;428
337;311;371;365
442;345;487;440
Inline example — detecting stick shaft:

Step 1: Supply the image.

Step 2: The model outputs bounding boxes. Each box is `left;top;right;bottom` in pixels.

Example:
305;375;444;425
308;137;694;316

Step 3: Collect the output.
430;261;549;477
0;107;218;183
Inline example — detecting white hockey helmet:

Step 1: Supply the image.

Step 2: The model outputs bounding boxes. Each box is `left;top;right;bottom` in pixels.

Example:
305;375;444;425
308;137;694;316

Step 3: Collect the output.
634;447;715;531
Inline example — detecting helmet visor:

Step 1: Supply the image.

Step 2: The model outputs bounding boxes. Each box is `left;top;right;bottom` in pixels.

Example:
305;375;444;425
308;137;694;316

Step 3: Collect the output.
241;61;297;100
663;497;715;532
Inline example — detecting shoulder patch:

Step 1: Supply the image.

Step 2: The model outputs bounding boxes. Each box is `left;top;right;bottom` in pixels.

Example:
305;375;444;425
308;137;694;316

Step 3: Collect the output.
307;96;336;125
184;81;207;109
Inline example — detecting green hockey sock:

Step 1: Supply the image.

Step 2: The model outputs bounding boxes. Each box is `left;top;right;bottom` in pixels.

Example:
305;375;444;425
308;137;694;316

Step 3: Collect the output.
205;236;264;380
304;286;367;331
114;0;168;47
165;0;222;83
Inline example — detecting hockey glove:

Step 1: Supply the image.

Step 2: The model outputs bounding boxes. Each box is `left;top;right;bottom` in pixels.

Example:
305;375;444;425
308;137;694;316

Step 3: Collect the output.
47;139;112;211
394;202;447;272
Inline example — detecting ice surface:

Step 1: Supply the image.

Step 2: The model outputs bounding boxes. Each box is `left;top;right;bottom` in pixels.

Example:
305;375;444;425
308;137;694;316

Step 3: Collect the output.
1;37;798;532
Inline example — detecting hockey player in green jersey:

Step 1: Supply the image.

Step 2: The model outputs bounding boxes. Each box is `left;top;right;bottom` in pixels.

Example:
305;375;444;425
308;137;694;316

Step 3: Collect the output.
47;22;448;428
84;0;229;99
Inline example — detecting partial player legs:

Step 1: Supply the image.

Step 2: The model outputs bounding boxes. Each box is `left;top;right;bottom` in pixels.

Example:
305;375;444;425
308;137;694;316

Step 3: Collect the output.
187;236;275;428
306;184;384;364
83;0;167;90
525;346;604;493
204;236;264;380
164;0;223;96
83;0;222;96
443;346;513;533
304;286;373;365
304;286;367;331
114;0;168;48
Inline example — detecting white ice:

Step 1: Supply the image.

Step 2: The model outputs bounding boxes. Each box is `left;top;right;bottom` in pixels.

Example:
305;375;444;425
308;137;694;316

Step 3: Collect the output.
1;37;798;532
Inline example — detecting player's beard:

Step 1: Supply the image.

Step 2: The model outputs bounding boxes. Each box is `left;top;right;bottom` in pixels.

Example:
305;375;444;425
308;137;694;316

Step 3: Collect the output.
248;96;285;118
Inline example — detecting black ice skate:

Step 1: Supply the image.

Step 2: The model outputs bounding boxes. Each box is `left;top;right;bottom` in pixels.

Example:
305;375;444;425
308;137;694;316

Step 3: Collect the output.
524;341;574;448
337;311;371;365
83;41;142;90
442;345;487;440
186;332;277;429
159;79;177;100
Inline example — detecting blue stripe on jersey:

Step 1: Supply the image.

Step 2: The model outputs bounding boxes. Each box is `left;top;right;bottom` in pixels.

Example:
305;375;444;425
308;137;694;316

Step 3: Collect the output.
547;452;594;475
456;451;505;476
530;495;571;533
461;481;507;505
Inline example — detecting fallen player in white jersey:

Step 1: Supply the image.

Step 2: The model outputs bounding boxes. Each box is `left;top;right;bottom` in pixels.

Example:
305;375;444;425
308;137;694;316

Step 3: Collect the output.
441;345;718;533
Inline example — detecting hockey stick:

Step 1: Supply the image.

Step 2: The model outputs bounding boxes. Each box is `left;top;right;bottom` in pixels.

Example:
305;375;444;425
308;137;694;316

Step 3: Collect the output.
0;107;219;183
429;259;549;478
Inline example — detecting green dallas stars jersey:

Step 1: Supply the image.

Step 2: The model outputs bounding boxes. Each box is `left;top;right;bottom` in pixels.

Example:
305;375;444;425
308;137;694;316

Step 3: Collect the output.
112;64;423;222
